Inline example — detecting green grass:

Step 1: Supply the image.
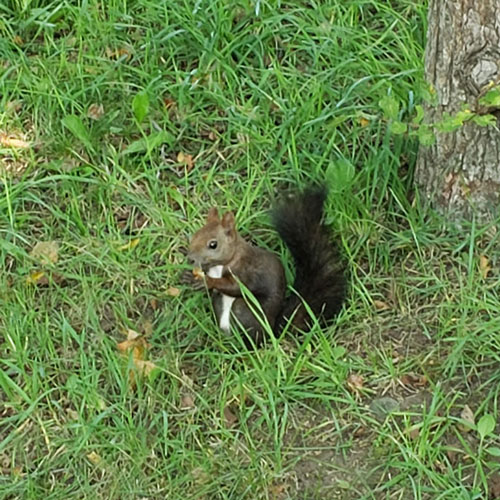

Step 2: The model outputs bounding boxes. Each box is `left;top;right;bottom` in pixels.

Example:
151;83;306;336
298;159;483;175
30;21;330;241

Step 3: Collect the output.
1;0;500;499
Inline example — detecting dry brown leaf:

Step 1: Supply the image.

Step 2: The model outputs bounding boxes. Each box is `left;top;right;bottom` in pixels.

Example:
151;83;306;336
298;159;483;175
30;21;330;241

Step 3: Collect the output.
121;327;142;341
134;359;157;376
163;96;177;110
459;404;475;433
373;300;391;311
407;426;420;440
177;151;194;170
142;319;153;336
269;481;289;499
105;46;131;59
347;374;364;393
117;327;157;388
480;255;491;279
66;408;79;421
180;393;195;409
117;238;140;251
150;298;158;310
166;286;181;297
30;241;59;264
0;132;30;149
223;405;238;428
400;373;428;388
87;103;105;120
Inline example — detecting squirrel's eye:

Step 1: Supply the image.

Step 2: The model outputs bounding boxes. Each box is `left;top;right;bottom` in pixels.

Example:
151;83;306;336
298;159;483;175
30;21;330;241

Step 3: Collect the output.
208;240;218;250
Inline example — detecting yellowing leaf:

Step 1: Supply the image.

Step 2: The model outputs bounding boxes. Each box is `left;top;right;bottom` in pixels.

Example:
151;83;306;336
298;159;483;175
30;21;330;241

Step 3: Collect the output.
117;326;157;388
359;117;370;127
134;358;157;376
30;241;59;264
117;238;140;251
480;255;491;279
177;151;194;170
26;271;46;284
373;300;391;311
166;286;181;297
86;451;102;465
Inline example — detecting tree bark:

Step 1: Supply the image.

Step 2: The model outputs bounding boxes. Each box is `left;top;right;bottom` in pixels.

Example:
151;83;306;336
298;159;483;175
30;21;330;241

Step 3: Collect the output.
416;0;500;220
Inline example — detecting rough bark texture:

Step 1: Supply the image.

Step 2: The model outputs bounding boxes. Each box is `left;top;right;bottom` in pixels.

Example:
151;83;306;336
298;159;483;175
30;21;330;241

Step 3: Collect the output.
416;0;500;219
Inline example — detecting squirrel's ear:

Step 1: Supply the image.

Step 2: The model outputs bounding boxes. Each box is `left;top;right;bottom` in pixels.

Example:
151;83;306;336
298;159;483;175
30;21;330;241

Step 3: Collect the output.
206;207;219;223
221;212;235;233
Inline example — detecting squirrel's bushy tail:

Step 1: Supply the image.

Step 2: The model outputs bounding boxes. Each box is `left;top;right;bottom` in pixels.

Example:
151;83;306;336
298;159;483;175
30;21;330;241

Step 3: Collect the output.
272;186;347;332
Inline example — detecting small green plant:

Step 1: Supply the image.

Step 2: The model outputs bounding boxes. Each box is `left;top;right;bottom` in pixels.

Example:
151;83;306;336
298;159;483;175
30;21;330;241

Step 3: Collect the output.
379;85;500;145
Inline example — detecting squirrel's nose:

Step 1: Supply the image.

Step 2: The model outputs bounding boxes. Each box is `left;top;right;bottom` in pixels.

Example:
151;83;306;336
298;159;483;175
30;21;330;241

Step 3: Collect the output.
186;253;197;266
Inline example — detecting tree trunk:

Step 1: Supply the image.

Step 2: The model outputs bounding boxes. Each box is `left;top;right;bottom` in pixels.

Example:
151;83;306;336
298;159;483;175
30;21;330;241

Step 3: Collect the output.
415;0;500;220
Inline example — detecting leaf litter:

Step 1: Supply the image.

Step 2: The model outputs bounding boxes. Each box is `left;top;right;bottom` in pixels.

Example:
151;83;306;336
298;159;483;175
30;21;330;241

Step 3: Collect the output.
116;327;158;388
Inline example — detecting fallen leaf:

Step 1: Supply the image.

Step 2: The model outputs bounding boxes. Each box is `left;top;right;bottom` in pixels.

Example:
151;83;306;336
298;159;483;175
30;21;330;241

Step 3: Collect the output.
25;271;65;286
117;328;147;352
150;298;158;310
30;241;59;264
347;373;364;393
407;426;420;440
359;117;370;127
86;451;102;465
117;238;140;251
180;393;195;409
66;408;79;421
87;103;105;120
480;255;491;279
0;132;30;149
400;373;428;388
105;46;131;59
223;405;238;428
142;320;153;336
269;481;288;498
134;359;157;376
177;151;194;170
26;271;47;285
117;327;157;388
166;286;180;297
12;35;23;46
459;404;475;433
373;300;391;311
163;96;177;110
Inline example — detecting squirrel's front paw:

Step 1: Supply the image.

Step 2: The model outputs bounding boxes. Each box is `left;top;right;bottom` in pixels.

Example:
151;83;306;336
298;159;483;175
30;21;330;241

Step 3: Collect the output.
180;269;205;290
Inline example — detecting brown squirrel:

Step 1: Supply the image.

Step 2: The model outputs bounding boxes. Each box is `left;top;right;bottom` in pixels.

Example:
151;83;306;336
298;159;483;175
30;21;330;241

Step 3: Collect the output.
184;186;347;345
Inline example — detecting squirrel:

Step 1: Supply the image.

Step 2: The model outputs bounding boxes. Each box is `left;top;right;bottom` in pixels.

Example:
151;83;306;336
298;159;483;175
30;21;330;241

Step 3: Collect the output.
183;185;347;346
